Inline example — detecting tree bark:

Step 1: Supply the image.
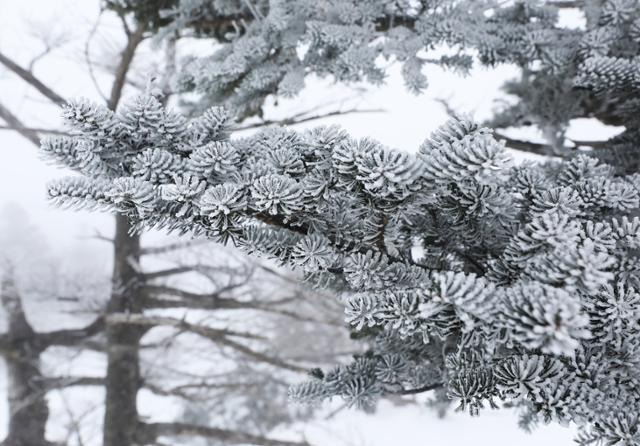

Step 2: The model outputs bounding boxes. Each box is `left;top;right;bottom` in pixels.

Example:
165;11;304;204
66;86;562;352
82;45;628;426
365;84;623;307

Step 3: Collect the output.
103;215;146;446
0;273;53;446
102;20;147;446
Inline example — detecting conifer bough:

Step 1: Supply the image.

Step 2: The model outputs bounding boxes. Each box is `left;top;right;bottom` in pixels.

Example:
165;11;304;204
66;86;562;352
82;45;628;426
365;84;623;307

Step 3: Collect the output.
41;0;640;444
42;93;640;445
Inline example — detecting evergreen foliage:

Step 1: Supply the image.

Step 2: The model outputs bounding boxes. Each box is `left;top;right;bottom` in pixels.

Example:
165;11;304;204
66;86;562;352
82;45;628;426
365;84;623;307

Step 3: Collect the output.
114;0;640;174
112;0;565;117
35;0;640;444
483;0;640;173
42;91;640;444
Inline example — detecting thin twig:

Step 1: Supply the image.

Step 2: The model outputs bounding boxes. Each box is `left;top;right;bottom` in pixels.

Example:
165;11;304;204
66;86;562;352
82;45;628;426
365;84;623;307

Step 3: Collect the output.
0;102;41;146
27;45;53;73
0;50;66;106
398;382;442;395
0;124;69;136
107;23;146;111
493;132;564;158
233;108;385;131
84;9;108;103
241;0;264;20
140;239;208;256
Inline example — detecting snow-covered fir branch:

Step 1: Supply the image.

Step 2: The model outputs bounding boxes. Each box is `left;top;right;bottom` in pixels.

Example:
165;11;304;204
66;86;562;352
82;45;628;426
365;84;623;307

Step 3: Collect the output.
42;89;640;444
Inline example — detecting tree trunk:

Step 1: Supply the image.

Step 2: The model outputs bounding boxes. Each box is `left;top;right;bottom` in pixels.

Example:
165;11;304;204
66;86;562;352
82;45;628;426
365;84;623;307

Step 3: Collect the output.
0;273;53;446
103;215;146;446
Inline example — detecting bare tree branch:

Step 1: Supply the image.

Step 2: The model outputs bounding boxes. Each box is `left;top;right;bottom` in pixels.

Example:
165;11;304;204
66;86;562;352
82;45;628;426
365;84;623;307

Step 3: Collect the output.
140;239;208;256
144;284;338;326
43;316;105;347
106;313;265;341
143;266;196;281
433;97;565;158
77;229;115;244
143;380;264;400
138;422;310;446
567;137;607;148
42;376;105;390
398;382;443;395
548;0;584;6
59;390;88;446
27;47;54;74
143;284;254;310
493;131;563;158
108;312;308;373
84;9;108;103
215;335;308;373
107;312;308;372
0;124;69;136
107;24;146;111
233;108;385;131
0;47;71;152
0;102;41;147
0;51;66;106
